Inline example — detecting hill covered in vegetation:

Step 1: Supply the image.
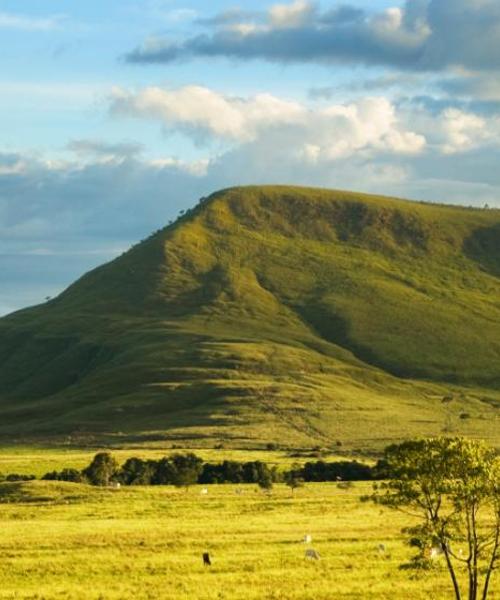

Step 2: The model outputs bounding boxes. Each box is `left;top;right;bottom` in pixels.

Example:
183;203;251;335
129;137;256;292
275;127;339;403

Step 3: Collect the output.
0;186;499;448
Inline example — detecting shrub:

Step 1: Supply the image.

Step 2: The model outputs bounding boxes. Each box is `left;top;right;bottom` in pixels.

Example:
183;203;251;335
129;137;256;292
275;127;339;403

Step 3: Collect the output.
42;468;82;483
5;474;36;482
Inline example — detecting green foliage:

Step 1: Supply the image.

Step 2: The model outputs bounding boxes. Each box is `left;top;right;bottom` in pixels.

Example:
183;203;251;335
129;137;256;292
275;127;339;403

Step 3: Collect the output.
2;473;36;482
44;451;376;488
82;452;118;486
283;464;304;495
302;460;373;482
118;458;157;486
169;453;204;489
42;468;83;483
0;186;499;448
372;438;500;600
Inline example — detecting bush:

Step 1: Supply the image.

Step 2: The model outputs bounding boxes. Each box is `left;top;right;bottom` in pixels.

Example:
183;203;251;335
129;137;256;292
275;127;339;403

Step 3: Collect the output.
5;474;36;482
42;468;82;483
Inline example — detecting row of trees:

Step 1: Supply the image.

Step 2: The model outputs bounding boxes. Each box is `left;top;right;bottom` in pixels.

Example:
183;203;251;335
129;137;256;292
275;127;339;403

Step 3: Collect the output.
42;453;280;490
41;454;377;489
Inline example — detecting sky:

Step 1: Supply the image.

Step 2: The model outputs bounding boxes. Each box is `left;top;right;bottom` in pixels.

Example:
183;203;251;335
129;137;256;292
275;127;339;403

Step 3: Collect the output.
1;0;500;315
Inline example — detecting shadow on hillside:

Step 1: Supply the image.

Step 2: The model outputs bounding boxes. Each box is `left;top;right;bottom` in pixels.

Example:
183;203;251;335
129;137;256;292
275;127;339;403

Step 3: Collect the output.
463;224;500;278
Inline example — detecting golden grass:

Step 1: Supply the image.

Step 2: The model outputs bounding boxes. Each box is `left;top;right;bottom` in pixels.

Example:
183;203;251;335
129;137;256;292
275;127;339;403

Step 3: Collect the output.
0;479;495;599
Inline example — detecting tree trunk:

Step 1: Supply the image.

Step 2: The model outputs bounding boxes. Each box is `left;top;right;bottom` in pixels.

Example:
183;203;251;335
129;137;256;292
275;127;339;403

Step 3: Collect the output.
481;526;500;600
443;545;462;600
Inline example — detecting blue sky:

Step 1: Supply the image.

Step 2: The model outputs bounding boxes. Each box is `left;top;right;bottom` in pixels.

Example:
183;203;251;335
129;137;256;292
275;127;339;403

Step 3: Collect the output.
1;0;500;315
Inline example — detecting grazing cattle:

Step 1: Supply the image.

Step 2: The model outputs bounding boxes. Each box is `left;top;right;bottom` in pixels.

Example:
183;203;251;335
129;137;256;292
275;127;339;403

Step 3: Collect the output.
303;534;312;544
429;546;444;560
203;552;212;566
377;543;386;554
305;549;321;560
200;488;208;495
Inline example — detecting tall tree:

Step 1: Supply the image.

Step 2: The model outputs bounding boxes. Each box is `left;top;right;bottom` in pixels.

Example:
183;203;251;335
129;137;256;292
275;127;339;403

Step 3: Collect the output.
82;452;118;486
371;438;500;600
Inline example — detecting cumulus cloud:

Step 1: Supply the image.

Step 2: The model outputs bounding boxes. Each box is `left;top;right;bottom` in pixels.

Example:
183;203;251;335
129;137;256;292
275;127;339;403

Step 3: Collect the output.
269;0;316;28
125;0;500;73
110;85;305;142
402;102;500;154
109;85;425;157
440;109;489;154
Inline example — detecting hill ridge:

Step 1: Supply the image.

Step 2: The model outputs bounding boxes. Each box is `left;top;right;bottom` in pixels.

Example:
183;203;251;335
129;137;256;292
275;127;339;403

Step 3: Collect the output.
0;185;499;448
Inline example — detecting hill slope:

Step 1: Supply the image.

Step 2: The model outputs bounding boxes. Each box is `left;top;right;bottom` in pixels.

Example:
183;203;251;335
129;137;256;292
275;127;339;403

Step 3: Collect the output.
1;186;499;449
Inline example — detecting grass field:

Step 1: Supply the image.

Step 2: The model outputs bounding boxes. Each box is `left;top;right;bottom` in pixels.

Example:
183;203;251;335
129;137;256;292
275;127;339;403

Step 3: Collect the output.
0;480;476;600
1;449;499;599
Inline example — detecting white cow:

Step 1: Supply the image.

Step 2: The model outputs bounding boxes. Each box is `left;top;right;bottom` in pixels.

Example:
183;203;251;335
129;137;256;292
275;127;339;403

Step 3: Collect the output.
200;488;208;495
303;534;312;544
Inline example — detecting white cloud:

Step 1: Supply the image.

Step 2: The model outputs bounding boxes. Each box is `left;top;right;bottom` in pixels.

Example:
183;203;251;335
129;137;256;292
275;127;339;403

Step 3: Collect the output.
0;11;63;31
110;86;425;159
269;0;315;29
317;97;426;158
441;108;489;154
147;157;210;176
110;85;305;142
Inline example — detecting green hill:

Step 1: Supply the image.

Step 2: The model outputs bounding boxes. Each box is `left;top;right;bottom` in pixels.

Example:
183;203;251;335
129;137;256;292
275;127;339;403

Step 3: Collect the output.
0;186;499;449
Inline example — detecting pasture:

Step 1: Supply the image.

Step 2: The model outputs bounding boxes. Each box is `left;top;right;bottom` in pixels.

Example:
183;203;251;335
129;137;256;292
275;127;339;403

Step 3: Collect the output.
0;448;494;599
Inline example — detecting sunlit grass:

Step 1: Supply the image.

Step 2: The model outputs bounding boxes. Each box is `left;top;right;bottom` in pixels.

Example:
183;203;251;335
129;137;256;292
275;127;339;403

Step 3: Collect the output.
0;477;495;599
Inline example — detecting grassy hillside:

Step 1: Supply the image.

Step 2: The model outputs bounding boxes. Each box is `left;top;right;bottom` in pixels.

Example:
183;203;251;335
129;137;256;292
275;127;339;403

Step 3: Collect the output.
0;186;499;448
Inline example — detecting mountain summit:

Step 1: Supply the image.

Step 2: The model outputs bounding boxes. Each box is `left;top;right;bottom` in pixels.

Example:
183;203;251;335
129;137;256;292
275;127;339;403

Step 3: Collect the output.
1;186;499;447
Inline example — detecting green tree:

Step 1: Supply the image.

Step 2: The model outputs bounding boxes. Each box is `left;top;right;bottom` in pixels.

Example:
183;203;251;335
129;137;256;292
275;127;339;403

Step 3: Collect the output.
257;467;273;492
119;458;156;485
82;452;118;486
170;453;204;490
371;438;500;600
153;457;178;485
284;465;304;496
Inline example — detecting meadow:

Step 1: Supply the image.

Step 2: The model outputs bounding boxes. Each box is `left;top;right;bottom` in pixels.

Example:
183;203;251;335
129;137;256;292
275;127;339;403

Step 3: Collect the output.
1;448;497;599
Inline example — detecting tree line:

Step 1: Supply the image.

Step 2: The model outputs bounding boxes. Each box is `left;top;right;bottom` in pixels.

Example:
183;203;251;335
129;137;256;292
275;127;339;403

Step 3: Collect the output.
38;453;378;489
